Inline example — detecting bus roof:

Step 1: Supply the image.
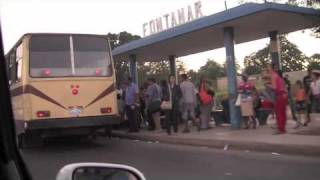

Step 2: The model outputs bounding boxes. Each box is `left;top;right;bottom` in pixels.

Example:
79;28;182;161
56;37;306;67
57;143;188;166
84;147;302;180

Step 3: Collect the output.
5;33;110;55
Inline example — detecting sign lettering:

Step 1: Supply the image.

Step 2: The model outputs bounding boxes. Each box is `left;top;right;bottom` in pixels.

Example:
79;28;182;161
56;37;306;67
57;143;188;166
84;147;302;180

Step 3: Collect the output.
142;1;204;37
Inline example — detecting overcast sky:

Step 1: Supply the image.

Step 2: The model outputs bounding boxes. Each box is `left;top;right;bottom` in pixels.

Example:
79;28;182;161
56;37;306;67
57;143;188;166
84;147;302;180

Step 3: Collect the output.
0;0;319;70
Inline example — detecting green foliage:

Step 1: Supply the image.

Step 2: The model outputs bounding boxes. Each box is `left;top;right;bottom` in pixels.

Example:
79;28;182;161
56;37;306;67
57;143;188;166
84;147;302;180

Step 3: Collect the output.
239;0;320;38
280;36;309;71
137;60;187;85
107;32;188;85
106;32;141;83
107;31;141;50
244;36;309;73
188;69;200;83
238;0;281;4
186;59;226;88
241;0;319;74
308;53;320;70
286;1;320;38
244;64;263;75
287;0;320;6
198;60;226;79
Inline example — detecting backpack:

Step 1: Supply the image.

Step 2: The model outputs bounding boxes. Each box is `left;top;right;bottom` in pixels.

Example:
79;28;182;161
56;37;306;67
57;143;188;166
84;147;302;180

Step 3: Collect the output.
199;83;213;105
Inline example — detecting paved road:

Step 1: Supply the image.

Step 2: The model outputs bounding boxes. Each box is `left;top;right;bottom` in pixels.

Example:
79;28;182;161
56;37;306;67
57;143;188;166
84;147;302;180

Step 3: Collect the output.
22;137;320;180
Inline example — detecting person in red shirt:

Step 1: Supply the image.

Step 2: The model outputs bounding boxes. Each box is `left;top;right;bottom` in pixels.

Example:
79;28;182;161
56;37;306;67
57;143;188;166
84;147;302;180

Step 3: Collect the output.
238;73;256;129
269;64;288;134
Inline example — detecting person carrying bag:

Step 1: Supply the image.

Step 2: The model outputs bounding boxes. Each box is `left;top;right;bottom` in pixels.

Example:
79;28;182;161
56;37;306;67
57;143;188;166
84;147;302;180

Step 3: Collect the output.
199;83;213;105
162;75;182;135
198;76;214;130
238;73;256;129
160;80;172;110
146;78;162;130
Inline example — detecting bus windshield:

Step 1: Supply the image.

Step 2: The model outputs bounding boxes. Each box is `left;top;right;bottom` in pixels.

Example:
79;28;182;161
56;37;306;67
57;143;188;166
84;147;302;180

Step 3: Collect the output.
29;35;112;78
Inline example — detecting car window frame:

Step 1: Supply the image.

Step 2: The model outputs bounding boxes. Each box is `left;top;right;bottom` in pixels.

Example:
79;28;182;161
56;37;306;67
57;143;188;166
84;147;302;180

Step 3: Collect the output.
0;26;32;180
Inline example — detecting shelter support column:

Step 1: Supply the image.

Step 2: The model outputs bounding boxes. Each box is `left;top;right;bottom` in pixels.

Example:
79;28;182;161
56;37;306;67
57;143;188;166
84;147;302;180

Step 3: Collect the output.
223;27;241;129
129;54;138;84
169;55;177;82
269;31;281;70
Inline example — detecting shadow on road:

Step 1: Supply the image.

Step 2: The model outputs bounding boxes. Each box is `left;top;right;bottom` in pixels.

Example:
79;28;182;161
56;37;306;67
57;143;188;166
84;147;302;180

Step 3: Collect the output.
21;136;112;152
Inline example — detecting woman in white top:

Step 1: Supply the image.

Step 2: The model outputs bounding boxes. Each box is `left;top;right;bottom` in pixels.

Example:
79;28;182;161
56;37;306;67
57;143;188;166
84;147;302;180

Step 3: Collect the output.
310;70;320;113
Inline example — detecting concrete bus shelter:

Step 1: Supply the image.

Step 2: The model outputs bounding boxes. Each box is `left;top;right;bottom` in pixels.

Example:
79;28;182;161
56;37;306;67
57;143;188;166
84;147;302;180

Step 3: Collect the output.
112;2;320;129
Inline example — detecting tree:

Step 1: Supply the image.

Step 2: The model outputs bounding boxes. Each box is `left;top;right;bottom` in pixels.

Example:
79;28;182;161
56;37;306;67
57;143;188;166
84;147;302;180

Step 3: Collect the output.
107;31;141;49
279;36;309;71
187;69;200;83
286;0;320;38
308;53;320;70
243;36;309;73
198;60;226;79
106;32;141;83
194;60;226;87
243;57;264;75
106;32;188;85
137;60;187;85
222;60;242;75
239;0;320;38
238;0;281;4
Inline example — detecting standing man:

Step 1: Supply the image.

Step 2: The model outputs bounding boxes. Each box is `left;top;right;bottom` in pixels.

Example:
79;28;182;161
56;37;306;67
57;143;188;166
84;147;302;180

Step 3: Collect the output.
161;75;182;135
310;70;320;114
180;74;197;133
303;68;313;125
145;78;162;131
124;77;139;133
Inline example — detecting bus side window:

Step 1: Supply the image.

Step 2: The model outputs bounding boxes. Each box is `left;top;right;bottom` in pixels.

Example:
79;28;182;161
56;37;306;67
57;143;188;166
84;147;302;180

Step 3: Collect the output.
5;56;10;84
9;50;16;85
16;44;23;82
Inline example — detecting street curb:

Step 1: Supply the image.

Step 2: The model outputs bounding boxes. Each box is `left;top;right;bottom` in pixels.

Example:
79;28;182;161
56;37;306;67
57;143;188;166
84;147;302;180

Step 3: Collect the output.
112;131;320;156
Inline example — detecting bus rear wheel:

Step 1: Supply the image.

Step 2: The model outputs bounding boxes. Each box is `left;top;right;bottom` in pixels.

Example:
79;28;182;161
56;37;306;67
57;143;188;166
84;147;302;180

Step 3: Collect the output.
104;126;112;138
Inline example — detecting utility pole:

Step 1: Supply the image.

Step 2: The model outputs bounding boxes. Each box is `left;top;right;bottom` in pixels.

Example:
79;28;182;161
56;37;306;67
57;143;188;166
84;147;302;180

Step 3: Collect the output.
224;0;228;10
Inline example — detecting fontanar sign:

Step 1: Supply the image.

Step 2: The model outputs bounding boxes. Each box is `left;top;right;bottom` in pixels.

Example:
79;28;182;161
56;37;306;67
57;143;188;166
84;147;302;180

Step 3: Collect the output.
142;1;204;37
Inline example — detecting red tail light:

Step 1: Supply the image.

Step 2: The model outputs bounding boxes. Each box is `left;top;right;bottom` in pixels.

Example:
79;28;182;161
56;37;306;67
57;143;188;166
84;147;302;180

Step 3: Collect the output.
42;69;51;76
101;107;112;114
95;68;102;75
36;111;50;118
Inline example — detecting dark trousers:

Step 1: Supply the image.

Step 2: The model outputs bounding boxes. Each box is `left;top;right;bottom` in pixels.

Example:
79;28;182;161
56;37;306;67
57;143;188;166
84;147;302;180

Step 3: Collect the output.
147;109;155;130
126;105;139;132
306;103;312;121
164;109;178;134
288;92;298;121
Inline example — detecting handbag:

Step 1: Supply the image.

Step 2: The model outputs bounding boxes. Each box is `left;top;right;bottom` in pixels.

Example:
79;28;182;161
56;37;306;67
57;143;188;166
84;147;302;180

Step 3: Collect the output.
240;98;254;116
199;83;213;105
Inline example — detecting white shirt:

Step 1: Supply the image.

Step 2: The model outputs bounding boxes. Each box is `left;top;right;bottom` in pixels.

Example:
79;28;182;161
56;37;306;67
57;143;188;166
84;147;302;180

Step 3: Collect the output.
310;79;320;95
180;80;196;104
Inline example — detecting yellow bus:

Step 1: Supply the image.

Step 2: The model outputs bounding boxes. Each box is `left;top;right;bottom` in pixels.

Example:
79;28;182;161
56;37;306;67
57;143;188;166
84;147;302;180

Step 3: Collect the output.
5;33;120;147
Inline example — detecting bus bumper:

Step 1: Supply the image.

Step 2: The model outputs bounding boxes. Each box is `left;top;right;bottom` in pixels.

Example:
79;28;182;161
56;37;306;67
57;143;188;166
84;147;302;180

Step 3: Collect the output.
16;115;122;133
